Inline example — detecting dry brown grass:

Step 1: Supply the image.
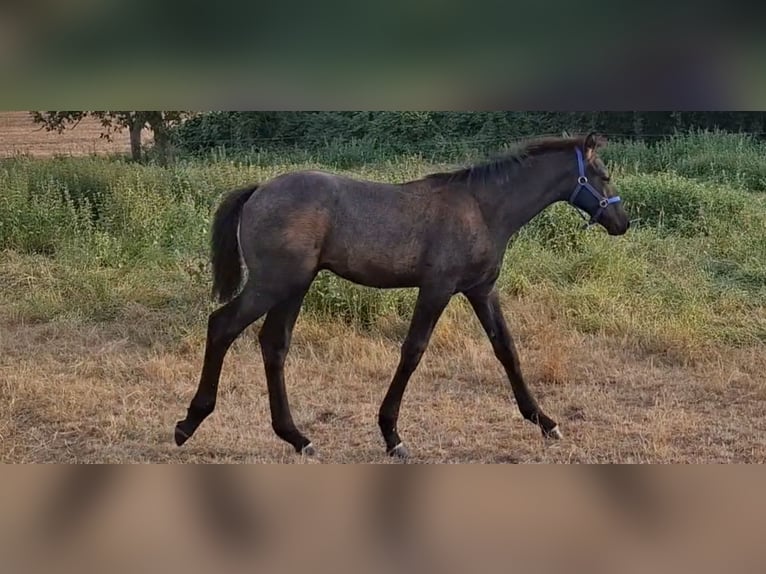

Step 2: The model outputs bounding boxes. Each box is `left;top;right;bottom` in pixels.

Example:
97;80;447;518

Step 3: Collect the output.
0;111;152;158
2;294;764;463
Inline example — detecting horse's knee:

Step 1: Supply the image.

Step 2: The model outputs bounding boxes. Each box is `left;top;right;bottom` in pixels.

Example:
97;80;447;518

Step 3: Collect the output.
206;312;226;346
400;340;427;367
207;309;241;348
259;333;288;365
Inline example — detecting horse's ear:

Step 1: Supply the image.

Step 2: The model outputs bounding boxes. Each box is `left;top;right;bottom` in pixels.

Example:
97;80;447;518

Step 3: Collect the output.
584;131;605;160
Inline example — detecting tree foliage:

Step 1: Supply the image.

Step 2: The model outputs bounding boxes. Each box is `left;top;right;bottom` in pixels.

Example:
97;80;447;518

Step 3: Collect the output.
173;111;766;158
31;111;766;164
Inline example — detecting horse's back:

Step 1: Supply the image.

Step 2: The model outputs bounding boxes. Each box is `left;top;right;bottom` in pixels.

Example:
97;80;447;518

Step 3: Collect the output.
246;168;428;227
237;169;443;288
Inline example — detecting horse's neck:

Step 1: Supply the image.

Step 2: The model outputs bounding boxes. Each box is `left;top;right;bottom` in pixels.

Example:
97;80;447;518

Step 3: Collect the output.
473;155;567;244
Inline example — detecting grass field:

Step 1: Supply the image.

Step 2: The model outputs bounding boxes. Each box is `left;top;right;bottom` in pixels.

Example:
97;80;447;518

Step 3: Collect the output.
1;132;765;462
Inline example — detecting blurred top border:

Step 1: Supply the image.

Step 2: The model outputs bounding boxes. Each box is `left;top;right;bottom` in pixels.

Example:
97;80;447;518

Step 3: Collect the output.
1;1;764;110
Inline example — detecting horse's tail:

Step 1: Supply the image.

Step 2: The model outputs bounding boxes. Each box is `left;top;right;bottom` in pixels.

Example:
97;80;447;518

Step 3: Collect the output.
210;184;259;303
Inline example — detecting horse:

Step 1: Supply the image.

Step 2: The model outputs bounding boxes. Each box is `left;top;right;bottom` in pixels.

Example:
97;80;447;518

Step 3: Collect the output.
174;132;629;459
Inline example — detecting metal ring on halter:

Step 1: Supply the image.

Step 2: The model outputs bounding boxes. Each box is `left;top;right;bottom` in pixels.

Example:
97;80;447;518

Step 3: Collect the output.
577;176;588;185
599;198;609;208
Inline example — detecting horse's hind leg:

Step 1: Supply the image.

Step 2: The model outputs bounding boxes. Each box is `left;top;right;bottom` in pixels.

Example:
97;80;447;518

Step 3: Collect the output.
258;290;313;454
175;282;280;446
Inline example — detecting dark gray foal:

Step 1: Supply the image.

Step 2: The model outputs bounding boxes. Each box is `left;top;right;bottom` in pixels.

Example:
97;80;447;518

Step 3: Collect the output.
175;133;629;459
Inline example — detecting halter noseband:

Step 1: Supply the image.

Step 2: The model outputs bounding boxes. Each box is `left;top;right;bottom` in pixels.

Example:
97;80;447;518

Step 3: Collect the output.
569;147;621;228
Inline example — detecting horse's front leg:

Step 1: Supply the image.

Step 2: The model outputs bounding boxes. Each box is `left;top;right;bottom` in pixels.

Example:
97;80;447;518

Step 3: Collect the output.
465;287;561;438
378;287;452;459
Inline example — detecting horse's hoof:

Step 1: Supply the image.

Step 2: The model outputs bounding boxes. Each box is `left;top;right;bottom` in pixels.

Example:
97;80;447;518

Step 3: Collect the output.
543;425;563;440
388;443;410;460
174;422;191;446
301;442;317;457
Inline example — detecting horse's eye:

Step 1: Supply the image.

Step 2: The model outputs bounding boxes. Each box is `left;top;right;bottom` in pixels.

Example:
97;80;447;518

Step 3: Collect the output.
602;175;611;182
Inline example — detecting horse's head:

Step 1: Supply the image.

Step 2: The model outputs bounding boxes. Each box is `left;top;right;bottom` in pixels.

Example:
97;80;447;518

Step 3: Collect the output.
568;133;630;236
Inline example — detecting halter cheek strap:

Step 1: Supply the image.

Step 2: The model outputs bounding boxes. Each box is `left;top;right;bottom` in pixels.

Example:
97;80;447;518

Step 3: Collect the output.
569;147;621;228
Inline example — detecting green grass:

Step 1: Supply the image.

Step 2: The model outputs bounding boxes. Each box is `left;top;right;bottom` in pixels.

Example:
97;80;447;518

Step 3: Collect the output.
603;130;766;191
1;132;765;358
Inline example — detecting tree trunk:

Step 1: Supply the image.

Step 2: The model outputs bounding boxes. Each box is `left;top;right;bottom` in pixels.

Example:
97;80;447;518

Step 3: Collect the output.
146;112;172;166
129;119;144;162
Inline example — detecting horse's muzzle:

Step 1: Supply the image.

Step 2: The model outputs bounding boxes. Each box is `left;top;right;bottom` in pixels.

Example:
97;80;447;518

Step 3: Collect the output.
607;219;630;236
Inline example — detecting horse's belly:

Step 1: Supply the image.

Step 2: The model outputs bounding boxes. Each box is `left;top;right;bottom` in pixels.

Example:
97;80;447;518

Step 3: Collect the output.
322;257;421;289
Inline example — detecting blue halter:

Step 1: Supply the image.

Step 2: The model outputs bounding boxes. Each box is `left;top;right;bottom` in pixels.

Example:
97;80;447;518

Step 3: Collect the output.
569;147;621;228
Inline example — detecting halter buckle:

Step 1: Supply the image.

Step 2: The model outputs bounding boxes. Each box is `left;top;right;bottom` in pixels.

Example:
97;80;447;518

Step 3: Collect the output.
577;175;588;185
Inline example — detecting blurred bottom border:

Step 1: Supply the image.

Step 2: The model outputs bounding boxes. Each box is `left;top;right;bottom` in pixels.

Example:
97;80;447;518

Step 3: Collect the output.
1;465;764;574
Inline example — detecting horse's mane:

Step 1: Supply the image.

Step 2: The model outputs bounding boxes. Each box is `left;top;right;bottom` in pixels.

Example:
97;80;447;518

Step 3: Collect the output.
424;136;587;185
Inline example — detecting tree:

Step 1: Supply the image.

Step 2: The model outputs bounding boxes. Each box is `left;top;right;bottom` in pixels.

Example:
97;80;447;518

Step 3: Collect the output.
30;111;190;164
